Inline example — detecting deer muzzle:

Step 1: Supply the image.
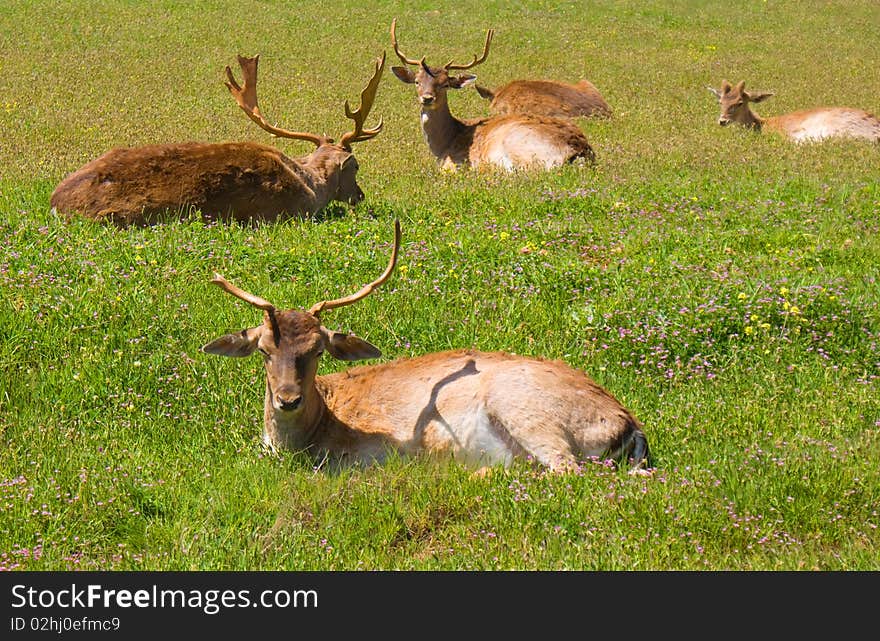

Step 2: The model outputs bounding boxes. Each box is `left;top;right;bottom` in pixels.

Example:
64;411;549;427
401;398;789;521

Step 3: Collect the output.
274;387;303;412
347;185;365;205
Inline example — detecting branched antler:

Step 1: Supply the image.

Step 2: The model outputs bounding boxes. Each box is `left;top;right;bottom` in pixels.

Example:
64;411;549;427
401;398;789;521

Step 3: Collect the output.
338;52;386;150
225;55;330;147
444;28;494;70
390;18;422;66
391;18;493;72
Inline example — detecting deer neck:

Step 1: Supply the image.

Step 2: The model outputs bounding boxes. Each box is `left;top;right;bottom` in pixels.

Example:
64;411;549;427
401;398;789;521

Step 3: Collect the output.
262;381;326;453
419;97;469;162
287;147;341;212
740;107;765;131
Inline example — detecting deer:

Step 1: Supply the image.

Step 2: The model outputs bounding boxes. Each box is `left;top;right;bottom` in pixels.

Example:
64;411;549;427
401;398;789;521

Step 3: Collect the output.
49;52;386;226
708;80;880;143
202;219;650;474
475;79;612;119
389;19;595;171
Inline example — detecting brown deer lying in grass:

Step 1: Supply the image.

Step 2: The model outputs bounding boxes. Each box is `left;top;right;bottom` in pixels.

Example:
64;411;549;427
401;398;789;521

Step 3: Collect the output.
389;19;595;171
50;53;386;226
475;79;611;119
202;220;650;473
708;80;880;143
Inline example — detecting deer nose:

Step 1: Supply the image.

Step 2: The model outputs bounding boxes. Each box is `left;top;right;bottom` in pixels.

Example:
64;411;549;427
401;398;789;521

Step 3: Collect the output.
277;395;302;412
420;95;435;106
718;117;729;126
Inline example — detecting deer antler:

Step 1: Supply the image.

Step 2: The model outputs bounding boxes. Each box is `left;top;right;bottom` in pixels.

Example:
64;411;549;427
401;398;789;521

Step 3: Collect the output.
210;273;277;314
309;219;401;316
391;18;493;72
390;18;422;66
225;55;330;147
444;28;494;70
337;52;386;150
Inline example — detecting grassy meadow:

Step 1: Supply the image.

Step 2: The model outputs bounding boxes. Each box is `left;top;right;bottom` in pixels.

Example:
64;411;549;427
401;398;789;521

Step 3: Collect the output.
0;0;878;570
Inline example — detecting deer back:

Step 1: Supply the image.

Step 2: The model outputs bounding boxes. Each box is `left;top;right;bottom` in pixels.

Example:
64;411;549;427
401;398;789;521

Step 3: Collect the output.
479;79;612;119
50;141;356;226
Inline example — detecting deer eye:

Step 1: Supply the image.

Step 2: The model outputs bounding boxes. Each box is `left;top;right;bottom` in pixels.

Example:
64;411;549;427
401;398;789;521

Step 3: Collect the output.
257;347;270;357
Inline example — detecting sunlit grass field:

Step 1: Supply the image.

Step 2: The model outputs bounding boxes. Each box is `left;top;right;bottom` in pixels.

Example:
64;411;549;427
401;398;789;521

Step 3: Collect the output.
1;0;878;570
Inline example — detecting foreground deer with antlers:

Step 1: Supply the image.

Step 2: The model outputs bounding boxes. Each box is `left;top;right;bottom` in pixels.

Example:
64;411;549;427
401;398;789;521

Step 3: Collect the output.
475;79;611;119
50;53;386;225
708;80;880;143
389;19;595;171
202;220;649;473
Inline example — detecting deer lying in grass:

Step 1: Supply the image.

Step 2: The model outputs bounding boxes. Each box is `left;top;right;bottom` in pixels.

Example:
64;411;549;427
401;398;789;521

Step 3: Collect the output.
389;19;595;171
202;220;650;473
50;53;386;225
708;80;880;143
475;78;611;119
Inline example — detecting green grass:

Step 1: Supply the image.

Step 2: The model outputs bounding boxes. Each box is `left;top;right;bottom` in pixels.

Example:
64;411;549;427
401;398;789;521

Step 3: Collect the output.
1;0;878;570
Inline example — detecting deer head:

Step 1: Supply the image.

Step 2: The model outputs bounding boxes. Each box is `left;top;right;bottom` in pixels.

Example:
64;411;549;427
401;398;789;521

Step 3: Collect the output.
225;51;386;205
202;220;401;416
389;18;493;109
708;80;774;128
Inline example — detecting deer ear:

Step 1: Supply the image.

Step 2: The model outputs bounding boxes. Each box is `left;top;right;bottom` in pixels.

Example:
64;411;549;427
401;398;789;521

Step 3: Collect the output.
448;73;477;89
321;327;381;361
721;80;732;94
391;66;416;84
745;91;773;103
202;327;262;358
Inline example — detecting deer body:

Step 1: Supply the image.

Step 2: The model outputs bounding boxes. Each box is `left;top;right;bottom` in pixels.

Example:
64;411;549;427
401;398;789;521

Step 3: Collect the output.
760;108;880;143
265;347;645;468
709;80;880;143
418;106;594;170
203;221;649;473
476;78;612;119
50;142;361;225
51;52;385;225
391;19;594;170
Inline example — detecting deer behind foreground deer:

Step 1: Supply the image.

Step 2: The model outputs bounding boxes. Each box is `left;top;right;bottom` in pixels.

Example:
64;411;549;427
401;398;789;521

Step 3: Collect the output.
389;19;595;171
50;52;386;226
476;78;612;119
708;80;880;143
202;220;650;474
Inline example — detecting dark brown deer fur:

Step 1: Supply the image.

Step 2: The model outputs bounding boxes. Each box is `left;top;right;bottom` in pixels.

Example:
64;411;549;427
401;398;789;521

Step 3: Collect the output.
50;141;363;226
476;78;611;119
